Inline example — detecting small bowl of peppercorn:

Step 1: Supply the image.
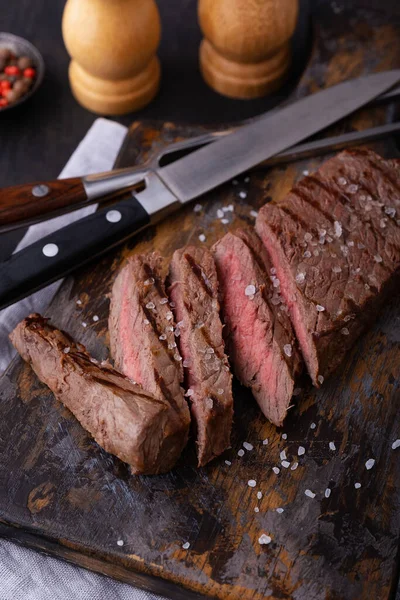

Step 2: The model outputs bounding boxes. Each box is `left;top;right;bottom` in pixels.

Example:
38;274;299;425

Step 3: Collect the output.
0;32;45;111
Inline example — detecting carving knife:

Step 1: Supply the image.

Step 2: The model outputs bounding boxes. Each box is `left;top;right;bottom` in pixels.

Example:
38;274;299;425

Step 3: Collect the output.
0;70;399;310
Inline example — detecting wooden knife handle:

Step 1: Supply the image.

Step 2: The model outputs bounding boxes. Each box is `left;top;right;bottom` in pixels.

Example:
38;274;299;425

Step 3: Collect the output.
0;178;88;229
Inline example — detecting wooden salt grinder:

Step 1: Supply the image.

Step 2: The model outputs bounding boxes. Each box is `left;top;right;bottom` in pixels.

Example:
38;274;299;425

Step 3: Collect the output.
62;0;161;115
198;0;299;99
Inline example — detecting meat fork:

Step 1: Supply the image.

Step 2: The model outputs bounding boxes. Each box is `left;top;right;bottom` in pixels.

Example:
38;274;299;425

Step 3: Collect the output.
1;86;400;233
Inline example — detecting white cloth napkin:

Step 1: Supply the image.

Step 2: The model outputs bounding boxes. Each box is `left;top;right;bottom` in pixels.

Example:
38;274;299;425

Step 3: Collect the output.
0;118;166;600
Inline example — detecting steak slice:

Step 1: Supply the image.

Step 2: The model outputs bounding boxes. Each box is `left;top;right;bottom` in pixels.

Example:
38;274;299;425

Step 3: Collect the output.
212;229;302;426
169;246;233;466
256;148;400;386
109;252;190;467
9;314;173;475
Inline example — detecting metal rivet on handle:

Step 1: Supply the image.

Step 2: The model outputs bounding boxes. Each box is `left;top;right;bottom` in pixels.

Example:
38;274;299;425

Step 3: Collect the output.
42;243;59;257
32;184;50;198
106;210;122;223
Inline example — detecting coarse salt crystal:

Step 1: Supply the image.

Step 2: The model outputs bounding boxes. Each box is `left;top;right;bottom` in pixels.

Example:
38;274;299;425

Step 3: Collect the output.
243;442;254;451
217;388;224;395
224;204;234;212
282;460;290;469
347;240;354;247
160;298;168;304
238;449;245;457
82;322;87;328
276;507;284;513
291;462;298;471
174;353;182;362
117;540;124;547
385;206;396;218
341;245;349;256
239;191;247;199
143;319;150;325
338;177;347;186
168;341;177;349
365;458;375;470
258;534;272;545
159;334;167;340
182;542;190;550
248;479;257;488
374;254;382;263
329;442;336;451
270;267;277;275
326;236;333;243
332;266;342;274
317;375;324;384
76;299;82;305
166;311;173;321
245;285;256;296
325;488;331;498
313;250;319;257
380;219;387;228
199;234;206;242
193;204;202;213
392;439;400;450
282;433;287;440
262;438;269;445
185;388;194;397
316;305;325;312
257;491;262;499
341;327;349;336
347;183;358;194
298;446;305;456
303;251;312;258
217;209;224;219
310;422;316;430
250;210;258;218
283;344;292;357
205;397;214;410
354;482;361;489
92;315;99;322
273;278;280;288
303;170;309;176
304;233;313;242
63;347;70;354
254;507;260;513
295;272;305;284
225;460;232;466
334;221;342;238
144;277;155;286
146;302;155;310
221;218;229;225
280;450;287;461
272;467;280;475
305;489;316;498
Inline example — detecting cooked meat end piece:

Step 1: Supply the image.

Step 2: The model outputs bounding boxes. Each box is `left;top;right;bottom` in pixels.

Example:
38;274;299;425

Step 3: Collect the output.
212;229;302;427
256;148;400;386
169;246;233;466
109;252;191;461
9;314;176;475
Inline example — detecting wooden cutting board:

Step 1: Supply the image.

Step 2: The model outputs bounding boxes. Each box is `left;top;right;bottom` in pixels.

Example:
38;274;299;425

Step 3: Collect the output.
0;4;399;600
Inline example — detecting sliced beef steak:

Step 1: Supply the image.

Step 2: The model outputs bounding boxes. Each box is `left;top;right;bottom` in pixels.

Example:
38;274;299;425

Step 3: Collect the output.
256;148;400;386
169;246;233;466
10;314;173;475
109;252;190;467
212;229;302;426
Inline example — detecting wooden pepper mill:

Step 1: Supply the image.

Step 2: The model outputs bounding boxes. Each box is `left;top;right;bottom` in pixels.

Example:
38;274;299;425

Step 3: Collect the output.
198;0;299;99
62;0;161;115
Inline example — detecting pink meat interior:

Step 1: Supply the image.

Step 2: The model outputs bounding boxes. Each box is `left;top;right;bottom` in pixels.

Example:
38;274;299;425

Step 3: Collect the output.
256;219;319;385
216;242;294;426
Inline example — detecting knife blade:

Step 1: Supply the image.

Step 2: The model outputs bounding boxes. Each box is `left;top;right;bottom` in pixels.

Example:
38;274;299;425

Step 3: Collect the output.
0;70;399;311
158;71;400;202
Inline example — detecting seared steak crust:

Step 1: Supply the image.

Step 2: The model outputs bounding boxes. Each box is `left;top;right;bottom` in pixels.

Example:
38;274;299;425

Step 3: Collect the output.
109;252;191;468
169;246;233;466
213;229;302;426
10;314;172;475
256;149;400;385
